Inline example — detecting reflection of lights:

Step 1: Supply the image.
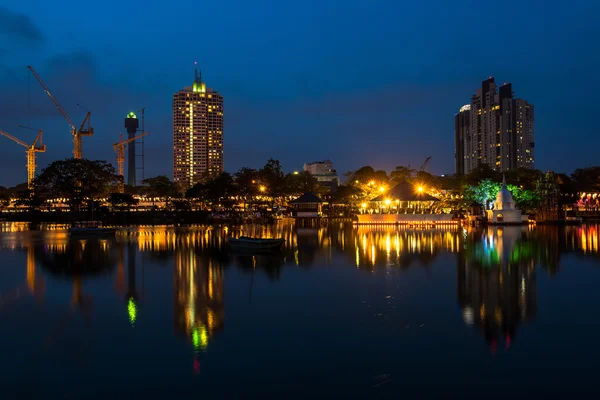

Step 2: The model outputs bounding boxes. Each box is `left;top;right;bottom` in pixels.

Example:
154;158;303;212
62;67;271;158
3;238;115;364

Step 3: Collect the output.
463;307;474;325
128;297;137;325
192;324;209;350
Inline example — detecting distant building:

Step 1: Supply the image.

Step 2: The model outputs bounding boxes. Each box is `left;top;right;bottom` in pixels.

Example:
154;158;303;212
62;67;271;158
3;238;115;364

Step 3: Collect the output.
455;77;534;175
303;160;339;192
173;64;224;187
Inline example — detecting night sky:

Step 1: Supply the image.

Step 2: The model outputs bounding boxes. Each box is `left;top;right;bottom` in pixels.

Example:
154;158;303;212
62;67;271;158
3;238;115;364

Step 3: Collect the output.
1;0;599;187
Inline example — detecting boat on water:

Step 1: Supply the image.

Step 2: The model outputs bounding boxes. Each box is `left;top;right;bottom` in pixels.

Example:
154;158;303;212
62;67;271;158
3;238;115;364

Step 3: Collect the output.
69;221;118;237
228;236;285;251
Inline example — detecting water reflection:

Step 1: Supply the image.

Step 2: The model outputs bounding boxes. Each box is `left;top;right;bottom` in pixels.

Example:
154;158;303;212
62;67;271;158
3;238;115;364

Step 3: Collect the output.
1;222;600;392
458;226;537;351
174;247;224;352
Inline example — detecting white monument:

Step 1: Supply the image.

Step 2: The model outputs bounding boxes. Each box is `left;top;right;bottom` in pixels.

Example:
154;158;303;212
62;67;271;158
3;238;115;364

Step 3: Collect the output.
487;176;523;224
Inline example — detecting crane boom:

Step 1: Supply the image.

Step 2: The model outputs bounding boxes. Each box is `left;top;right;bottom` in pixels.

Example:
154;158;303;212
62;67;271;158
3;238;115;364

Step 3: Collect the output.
113;131;149;149
0;128;29;148
114;132;150;193
27;66;76;130
420;156;431;172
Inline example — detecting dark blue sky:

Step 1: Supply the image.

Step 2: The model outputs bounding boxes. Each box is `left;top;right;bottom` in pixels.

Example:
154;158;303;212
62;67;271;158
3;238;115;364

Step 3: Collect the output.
1;0;599;186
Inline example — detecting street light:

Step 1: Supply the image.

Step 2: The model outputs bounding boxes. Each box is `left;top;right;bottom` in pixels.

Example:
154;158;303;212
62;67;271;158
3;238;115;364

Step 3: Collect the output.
417;186;424;193
259;185;266;192
379;186;385;193
385;199;391;205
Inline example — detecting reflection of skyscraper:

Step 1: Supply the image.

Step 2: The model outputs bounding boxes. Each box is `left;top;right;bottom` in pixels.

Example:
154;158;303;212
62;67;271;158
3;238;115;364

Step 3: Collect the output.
457;227;536;350
173;248;224;351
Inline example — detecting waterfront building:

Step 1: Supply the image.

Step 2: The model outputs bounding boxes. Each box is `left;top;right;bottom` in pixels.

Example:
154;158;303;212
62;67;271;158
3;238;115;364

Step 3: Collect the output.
173;64;224;187
303;160;339;192
455;77;534;174
290;192;324;218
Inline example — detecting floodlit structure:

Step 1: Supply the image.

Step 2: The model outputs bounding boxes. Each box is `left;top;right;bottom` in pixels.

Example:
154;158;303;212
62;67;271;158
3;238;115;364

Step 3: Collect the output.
303;160;339;192
0;128;46;190
28;66;93;159
486;176;523;224
173;63;224;187
113;132;150;193
124;112;139;186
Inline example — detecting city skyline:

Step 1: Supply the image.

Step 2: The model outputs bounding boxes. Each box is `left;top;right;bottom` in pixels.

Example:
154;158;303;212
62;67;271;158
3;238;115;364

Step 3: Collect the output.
1;1;600;187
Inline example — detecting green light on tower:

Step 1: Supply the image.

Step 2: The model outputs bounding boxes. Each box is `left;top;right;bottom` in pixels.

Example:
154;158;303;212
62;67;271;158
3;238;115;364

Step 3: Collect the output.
127;112;137;119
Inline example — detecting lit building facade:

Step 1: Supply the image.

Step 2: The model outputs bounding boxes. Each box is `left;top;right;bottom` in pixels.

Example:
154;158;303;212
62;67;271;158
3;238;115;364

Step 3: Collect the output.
173;65;224;187
455;77;534;174
303;160;339;192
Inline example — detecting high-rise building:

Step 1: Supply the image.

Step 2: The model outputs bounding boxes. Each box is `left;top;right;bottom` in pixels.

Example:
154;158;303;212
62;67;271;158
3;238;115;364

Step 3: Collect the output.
454;104;471;174
173;64;224;187
454;77;534;175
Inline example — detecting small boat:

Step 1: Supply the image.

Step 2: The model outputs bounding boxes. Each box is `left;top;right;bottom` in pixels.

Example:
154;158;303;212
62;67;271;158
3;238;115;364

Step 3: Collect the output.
69;221;118;237
228;236;285;251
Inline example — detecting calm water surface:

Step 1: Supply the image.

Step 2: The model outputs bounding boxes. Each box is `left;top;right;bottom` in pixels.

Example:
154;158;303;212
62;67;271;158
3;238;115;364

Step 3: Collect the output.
1;222;600;398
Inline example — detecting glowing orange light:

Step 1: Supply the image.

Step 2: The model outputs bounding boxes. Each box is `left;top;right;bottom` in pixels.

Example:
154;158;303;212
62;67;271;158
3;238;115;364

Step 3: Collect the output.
418;186;424;193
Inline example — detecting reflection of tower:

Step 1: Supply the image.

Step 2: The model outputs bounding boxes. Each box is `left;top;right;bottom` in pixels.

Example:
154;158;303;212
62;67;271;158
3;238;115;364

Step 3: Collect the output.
457;227;536;350
115;244;126;295
124;112;139;187
126;242;138;325
26;246;44;302
173;248;224;351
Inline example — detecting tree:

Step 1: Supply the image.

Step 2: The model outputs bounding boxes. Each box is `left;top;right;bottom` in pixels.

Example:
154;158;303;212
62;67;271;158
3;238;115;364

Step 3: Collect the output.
0;190;10;211
333;185;362;207
506;184;539;213
463;179;501;209
234;167;259;210
284;171;323;196
259;159;285;204
536;171;561;221
461;165;501;186
351;166;376;183
34;158;120;212
390;166;415;185
571;167;600;192
141;176;180;207
202;172;236;206
12;189;44;212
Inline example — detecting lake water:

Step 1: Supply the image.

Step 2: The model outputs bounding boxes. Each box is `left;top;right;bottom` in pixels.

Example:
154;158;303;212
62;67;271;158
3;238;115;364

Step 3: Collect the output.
1;222;599;398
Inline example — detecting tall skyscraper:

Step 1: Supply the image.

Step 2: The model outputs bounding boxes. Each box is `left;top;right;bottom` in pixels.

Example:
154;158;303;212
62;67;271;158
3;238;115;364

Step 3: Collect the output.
173;64;224;187
454;77;534;175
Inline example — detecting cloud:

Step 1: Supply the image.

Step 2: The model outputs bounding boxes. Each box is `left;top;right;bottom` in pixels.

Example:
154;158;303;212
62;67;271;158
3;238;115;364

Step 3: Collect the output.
0;7;43;43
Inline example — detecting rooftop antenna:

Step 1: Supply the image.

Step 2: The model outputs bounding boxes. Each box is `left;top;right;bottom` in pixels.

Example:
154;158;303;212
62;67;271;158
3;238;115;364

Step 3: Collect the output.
194;61;202;83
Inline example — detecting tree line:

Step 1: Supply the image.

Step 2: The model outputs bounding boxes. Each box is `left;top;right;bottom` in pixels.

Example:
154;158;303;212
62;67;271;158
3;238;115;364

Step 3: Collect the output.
1;158;600;216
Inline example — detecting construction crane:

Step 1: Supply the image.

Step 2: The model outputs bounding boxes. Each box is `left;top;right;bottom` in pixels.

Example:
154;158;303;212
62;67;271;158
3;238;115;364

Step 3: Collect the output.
27;65;93;159
113;131;150;193
420;156;431;172
0;128;46;190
